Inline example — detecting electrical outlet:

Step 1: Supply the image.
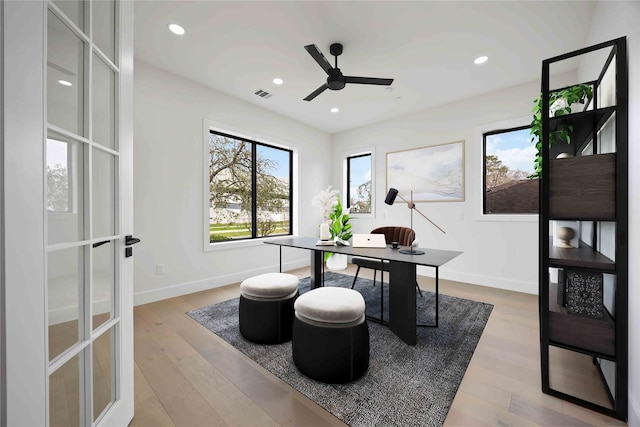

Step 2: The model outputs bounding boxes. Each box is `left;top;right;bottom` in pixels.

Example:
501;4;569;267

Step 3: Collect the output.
156;264;165;275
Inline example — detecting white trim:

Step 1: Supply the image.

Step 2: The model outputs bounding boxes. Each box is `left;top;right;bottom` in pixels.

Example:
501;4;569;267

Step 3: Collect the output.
134;258;309;306
629;396;640;427
474;115;539;223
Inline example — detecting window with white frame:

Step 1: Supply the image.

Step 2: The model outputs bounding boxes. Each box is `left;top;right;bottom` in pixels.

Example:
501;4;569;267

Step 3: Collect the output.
207;130;293;243
483;126;538;214
346;153;372;214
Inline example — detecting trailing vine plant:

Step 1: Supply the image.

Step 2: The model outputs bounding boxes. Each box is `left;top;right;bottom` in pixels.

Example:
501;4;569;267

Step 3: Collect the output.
529;83;593;179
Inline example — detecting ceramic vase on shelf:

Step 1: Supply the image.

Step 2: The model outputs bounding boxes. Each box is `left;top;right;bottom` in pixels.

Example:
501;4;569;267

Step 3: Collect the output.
326;253;348;271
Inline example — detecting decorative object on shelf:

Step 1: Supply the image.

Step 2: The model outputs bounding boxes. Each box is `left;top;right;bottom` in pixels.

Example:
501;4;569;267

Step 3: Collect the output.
556;152;573;159
529;83;593;179
555;226;576;248
384;188;445;255
311;185;353;267
386;140;465;202
565;270;604;319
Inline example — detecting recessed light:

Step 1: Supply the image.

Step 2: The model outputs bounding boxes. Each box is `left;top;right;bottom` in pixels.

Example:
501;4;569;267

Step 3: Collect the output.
58;79;72;86
169;24;185;35
331;107;339;113
272;78;283;85
474;56;488;65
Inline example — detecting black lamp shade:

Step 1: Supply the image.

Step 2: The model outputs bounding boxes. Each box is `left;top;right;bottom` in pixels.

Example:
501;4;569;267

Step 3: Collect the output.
384;188;399;205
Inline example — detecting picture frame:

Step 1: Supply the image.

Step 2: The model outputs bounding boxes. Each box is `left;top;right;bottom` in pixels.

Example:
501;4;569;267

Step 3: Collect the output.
386;140;465;202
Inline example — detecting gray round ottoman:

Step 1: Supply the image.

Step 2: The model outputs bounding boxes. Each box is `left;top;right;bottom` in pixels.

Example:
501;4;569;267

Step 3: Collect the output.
239;272;299;344
292;287;369;383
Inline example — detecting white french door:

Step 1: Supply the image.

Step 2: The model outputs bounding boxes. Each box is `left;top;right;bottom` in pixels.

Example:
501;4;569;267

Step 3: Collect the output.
2;0;134;425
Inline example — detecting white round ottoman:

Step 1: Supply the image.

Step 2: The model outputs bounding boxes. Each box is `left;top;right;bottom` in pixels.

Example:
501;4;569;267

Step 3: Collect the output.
292;287;369;383
239;272;299;344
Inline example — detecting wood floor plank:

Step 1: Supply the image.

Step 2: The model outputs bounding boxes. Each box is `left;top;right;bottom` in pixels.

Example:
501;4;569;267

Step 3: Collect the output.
131;266;625;427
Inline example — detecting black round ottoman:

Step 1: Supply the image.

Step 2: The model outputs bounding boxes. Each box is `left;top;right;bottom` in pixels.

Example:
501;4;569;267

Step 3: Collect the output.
292;287;369;383
239;272;299;344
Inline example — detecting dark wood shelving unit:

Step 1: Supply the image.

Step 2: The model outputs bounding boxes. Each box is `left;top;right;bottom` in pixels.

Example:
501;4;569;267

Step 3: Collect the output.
539;37;628;421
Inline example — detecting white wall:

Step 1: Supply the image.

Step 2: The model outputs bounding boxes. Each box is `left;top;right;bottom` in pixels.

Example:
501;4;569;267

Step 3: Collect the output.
332;78;563;294
133;61;331;304
583;2;640;425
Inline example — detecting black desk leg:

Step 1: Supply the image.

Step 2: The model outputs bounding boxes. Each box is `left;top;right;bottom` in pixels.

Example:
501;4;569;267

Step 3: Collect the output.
310;250;323;289
417;266;439;328
435;266;439;327
388;261;417;345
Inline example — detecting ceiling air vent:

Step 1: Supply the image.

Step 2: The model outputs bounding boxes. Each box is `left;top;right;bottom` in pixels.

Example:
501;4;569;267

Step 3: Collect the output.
254;89;273;99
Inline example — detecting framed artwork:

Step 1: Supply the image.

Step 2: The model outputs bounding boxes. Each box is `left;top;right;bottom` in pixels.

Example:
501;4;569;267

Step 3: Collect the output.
386;140;465;202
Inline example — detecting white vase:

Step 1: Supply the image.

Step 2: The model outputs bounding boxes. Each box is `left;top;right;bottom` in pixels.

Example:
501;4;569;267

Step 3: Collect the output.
326;253;348;271
319;221;331;240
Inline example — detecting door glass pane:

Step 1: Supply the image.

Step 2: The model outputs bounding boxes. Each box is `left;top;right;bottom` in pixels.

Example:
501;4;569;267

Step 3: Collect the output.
93;0;116;63
256;144;290;236
48;9;85;136
48;247;84;361
92;148;116;238
47;132;86;245
92;53;115;150
52;0;84;32
93;240;114;330
93;328;114;421
49;353;81;427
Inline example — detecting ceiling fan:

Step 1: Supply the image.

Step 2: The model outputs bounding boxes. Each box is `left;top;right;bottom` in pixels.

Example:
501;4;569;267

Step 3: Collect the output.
303;43;394;101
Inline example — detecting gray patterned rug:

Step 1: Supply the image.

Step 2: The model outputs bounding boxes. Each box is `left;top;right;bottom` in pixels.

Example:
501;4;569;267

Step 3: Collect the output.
187;272;493;427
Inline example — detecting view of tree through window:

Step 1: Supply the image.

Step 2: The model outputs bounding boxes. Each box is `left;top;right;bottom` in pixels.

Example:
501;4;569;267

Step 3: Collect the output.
347;153;372;214
484;126;538;214
47;138;71;213
208;131;292;243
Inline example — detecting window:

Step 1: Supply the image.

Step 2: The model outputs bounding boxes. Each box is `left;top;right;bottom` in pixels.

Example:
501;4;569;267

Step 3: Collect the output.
346;153;372;214
483;126;538;214
208;130;293;243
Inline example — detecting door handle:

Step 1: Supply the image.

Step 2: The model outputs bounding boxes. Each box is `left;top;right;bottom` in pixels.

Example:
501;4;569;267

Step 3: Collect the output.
92;240;110;248
125;235;141;257
125;235;141;246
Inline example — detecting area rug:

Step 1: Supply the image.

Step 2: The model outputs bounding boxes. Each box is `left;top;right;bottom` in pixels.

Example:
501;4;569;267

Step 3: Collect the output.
187;272;493;427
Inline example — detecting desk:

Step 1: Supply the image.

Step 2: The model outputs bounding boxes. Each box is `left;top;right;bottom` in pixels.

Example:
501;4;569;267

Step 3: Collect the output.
266;237;462;345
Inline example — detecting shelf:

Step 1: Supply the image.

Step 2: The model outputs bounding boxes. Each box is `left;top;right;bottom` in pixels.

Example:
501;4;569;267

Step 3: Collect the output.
548;237;615;271
548;311;615;358
549;106;616;153
548;153;616;220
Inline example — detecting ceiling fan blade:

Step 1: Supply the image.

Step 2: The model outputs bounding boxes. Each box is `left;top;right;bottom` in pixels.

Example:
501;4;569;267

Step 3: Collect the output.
304;44;332;74
345;76;394;86
303;83;329;101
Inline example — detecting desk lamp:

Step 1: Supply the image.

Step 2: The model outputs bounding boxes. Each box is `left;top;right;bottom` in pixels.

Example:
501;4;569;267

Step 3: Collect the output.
384;188;446;255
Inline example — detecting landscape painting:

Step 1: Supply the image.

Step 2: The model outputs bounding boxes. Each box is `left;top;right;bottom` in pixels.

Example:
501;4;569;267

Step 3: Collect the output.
386;140;464;202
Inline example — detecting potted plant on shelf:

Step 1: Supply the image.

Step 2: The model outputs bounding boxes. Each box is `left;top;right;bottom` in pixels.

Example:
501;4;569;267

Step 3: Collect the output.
529;83;593;179
311;186;353;270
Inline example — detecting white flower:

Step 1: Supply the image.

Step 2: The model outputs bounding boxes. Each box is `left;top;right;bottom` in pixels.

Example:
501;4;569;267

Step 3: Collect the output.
311;185;339;219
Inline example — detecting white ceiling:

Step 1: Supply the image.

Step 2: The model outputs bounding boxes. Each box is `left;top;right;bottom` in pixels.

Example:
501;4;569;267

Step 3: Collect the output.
133;1;597;134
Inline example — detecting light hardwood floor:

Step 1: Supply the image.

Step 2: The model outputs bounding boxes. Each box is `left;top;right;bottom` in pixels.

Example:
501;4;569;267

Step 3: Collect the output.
130;265;627;426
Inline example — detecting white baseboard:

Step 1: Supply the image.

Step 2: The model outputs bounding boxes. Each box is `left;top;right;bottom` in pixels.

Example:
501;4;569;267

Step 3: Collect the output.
416;266;538;295
133;258;309;306
630;395;640;427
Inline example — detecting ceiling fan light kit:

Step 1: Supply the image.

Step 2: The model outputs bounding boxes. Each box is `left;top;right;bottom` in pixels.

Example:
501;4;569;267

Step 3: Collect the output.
303;43;394;101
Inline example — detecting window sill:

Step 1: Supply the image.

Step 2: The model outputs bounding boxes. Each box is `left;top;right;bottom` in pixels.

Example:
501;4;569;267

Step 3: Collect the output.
204;234;297;252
